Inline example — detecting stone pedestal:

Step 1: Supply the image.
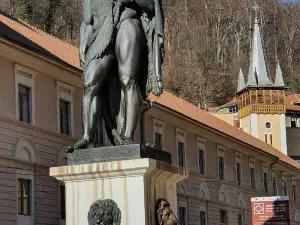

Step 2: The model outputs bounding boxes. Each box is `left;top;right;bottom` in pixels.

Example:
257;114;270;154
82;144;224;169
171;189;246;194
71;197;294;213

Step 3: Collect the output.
50;146;187;225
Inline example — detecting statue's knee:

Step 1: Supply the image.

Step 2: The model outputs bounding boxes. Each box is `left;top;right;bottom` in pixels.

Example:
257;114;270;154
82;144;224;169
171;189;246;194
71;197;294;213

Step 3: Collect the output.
120;77;135;89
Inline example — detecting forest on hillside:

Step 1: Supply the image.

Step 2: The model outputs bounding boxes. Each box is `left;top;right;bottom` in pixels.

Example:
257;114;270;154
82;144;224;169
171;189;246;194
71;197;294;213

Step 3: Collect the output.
1;0;300;107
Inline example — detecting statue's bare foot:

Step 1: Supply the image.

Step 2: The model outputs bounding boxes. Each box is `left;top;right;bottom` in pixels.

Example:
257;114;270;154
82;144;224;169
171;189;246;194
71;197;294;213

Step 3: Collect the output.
120;136;134;145
65;138;91;153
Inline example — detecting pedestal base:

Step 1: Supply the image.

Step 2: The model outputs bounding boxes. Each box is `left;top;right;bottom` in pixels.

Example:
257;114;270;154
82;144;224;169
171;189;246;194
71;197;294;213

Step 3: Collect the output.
50;157;187;225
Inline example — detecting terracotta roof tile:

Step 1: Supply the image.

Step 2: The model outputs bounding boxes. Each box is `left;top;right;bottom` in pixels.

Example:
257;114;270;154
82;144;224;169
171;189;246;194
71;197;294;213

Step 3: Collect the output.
149;91;300;170
0;13;80;69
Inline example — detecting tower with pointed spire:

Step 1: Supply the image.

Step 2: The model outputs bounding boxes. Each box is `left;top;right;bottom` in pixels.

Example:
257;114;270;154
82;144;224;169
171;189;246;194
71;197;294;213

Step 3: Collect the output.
236;4;287;154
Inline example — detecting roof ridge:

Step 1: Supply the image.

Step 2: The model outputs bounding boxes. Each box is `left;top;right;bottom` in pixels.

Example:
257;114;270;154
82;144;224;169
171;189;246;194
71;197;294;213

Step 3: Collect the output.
4;13;77;49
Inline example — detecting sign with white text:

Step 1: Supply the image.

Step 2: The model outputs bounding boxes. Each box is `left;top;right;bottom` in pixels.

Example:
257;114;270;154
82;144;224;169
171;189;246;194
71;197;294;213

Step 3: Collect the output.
251;196;290;225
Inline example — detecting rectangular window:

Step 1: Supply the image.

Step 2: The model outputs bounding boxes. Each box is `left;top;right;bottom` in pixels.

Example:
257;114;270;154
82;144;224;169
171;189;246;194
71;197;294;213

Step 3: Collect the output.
155;132;163;150
220;210;227;224
272;177;277;195
18;179;31;216
178;142;185;167
250;168;256;189
198;149;205;175
200;211;206;225
18;85;31;124
238;214;243;225
218;157;224;180
283;181;287;196
265;134;268;143
263;172;268;193
270;134;273;146
293;184;297;202
59;99;71;135
179;207;187;225
291;118;297;128
60;185;66;219
236;163;241;185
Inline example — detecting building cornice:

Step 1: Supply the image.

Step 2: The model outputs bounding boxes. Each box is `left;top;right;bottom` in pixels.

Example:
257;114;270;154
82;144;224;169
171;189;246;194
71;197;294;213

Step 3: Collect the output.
0;38;83;88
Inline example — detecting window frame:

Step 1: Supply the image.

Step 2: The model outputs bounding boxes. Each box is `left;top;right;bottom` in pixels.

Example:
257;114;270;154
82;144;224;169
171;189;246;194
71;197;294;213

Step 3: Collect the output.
200;208;207;225
176;129;186;168
272;168;277;196
178;201;188;225
153;119;164;150
197;137;206;175
220;209;228;224
15;65;36;125
249;158;256;189
238;213;243;225
59;182;66;224
235;152;242;185
292;177;297;202
282;172;288;196
56;81;75;136
16;169;35;225
217;146;225;180
262;163;269;193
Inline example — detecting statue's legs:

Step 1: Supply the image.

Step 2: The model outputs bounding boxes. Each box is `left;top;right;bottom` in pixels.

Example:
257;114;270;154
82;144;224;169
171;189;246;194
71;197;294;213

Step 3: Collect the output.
66;52;115;152
115;18;146;144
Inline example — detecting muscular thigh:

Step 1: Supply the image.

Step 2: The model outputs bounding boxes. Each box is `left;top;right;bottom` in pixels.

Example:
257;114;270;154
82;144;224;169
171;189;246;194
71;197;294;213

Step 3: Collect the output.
115;18;146;82
84;52;115;88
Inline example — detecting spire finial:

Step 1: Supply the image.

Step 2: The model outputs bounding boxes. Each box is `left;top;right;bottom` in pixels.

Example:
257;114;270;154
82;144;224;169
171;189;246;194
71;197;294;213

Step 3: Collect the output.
253;2;260;23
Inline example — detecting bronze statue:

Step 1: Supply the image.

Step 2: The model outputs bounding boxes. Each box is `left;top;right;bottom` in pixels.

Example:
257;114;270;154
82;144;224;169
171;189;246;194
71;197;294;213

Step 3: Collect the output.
155;199;178;225
88;199;121;225
66;0;164;152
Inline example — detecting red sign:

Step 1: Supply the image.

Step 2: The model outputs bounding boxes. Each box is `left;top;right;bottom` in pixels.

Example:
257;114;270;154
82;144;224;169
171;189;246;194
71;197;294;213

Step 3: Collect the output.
251;196;290;225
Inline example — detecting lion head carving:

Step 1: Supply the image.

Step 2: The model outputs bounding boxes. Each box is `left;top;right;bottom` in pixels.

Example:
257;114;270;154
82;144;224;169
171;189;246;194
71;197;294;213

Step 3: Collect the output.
88;199;121;225
155;198;178;225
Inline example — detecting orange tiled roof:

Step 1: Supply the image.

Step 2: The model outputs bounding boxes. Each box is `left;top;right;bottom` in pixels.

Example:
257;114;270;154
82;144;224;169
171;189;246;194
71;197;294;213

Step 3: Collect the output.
149;91;300;169
0;13;80;69
1;13;299;170
286;94;300;105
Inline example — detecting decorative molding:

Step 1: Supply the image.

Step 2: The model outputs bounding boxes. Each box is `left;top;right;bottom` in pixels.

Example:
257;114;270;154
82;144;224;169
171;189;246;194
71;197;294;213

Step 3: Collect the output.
177;182;189;196
218;185;230;205
14;136;39;164
56;81;76;95
15;64;37;79
199;182;210;200
237;193;247;209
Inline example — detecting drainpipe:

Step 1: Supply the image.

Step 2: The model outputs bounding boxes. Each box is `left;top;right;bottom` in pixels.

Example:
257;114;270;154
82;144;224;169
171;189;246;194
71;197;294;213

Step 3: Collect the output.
140;100;153;145
270;157;279;167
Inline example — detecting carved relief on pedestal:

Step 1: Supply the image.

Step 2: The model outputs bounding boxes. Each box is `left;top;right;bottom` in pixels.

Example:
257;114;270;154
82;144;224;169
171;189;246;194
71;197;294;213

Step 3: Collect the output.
155;198;178;225
88;199;121;225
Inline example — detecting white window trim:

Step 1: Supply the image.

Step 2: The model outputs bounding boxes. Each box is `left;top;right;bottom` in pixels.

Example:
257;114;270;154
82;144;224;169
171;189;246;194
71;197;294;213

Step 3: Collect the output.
264;132;274;145
262;162;269;193
15;65;36;124
197;137;206;174
58;181;66;225
16;169;35;225
199;206;207;225
178;201;188;225
282;172;288;196
292;176;297;202
153;119;164;150
56;81;75;136
217;145;226;180
235;152;242;185
265;121;274;130
176;129;187;168
249;158;256;189
272;168;278;195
